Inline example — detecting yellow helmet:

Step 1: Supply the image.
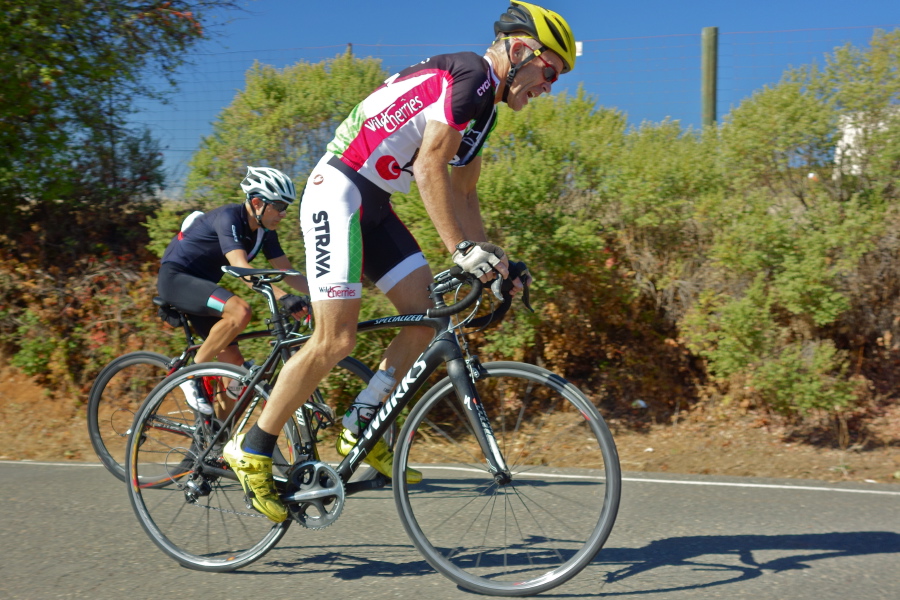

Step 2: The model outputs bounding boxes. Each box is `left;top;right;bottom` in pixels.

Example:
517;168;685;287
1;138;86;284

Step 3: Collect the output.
494;1;576;73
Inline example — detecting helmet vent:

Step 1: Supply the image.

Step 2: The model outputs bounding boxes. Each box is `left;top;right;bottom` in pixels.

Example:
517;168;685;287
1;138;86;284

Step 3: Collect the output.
546;20;567;52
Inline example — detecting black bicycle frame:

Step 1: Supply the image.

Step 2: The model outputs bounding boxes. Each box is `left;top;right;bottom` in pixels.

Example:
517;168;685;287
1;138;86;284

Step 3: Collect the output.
332;312;511;485
202;270;511;490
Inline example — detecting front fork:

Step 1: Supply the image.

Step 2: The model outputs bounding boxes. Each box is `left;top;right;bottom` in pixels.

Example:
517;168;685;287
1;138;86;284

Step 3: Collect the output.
447;357;512;485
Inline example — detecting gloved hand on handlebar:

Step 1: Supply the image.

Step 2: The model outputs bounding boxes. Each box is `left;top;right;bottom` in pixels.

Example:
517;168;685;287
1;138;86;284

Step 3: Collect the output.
452;241;506;278
490;261;534;311
278;293;310;319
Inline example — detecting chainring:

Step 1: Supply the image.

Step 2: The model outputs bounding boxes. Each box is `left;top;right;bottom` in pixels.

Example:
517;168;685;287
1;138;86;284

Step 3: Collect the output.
284;460;345;529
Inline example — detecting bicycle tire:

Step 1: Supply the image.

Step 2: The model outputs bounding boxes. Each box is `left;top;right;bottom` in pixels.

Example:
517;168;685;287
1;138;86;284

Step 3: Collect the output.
126;362;296;571
126;358;376;571
393;361;621;596
87;351;173;481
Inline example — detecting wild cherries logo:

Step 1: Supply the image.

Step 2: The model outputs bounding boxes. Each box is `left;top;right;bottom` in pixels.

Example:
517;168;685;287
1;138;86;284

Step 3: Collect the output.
319;285;357;298
375;155;402;180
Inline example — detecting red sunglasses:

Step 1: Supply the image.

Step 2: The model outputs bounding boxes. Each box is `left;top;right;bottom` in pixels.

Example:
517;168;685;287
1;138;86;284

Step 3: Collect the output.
533;52;559;84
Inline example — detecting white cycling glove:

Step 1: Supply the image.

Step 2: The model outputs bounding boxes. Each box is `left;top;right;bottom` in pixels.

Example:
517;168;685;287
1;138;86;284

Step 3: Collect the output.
452;241;506;277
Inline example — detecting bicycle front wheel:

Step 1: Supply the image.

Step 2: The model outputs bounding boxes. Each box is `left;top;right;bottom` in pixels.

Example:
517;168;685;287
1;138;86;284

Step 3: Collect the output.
126;362;296;571
393;361;621;596
87;351;172;481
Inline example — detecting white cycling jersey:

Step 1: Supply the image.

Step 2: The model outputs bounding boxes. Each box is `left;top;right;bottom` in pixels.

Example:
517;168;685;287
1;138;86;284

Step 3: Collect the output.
304;51;500;301
326;51;499;193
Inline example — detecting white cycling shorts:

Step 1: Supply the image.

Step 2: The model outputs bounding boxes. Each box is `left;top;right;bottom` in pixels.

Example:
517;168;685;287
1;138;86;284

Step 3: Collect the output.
300;153;427;302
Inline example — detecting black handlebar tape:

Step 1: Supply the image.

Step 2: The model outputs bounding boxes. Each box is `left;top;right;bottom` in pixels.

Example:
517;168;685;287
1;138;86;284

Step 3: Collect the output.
427;278;484;317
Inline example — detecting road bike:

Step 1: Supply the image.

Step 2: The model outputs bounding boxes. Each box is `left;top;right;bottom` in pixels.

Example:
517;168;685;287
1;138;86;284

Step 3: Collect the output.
86;271;370;482
125;264;621;597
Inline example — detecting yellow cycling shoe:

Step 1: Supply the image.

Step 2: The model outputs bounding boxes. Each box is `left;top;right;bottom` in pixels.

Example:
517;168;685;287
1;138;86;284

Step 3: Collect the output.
223;434;288;523
336;428;422;484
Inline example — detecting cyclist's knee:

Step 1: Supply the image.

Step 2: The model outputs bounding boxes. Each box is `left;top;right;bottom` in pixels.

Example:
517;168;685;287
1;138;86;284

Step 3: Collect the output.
321;329;357;360
402;325;433;348
306;325;356;361
222;297;252;328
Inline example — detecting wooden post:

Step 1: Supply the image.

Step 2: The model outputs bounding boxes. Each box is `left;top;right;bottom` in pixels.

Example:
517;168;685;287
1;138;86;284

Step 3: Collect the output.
701;27;718;127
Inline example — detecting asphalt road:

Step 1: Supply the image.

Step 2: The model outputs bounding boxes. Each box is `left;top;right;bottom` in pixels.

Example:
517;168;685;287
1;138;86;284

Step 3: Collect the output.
1;461;898;600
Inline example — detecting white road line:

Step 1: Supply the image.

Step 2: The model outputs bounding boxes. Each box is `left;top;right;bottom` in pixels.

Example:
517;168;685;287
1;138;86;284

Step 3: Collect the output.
4;461;898;496
418;466;900;496
622;476;900;496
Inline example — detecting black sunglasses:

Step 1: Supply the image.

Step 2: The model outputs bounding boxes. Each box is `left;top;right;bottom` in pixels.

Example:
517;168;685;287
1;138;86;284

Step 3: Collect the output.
265;199;291;212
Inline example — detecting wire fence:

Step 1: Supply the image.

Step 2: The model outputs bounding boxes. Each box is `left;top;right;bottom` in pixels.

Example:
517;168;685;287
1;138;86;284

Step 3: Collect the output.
131;25;900;195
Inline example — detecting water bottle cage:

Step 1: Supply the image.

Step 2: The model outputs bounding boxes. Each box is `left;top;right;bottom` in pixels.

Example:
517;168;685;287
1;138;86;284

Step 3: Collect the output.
346;401;381;433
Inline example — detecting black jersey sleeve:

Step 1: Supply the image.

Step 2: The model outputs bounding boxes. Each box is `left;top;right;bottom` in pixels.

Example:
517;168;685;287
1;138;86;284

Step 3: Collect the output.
262;231;285;261
214;205;249;256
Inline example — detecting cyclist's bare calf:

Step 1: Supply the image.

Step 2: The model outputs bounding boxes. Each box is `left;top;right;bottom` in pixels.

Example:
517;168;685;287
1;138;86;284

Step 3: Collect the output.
257;297;362;435
380;266;435;375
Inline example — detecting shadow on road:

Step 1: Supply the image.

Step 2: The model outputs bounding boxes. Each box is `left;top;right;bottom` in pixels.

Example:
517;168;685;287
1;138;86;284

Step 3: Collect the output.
239;531;900;597
242;542;434;579
594;531;900;595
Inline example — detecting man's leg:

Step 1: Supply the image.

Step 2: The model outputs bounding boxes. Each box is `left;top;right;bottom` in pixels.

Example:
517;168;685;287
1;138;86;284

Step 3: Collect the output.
195;296;251;363
335;266;434;484
379;265;436;375
192;297;251;418
215;341;247;418
258;297;361;433
223;298;360;522
217;344;245;366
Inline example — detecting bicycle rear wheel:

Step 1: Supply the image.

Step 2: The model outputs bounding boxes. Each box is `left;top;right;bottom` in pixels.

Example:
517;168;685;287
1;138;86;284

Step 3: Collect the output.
126;362;296;571
393;361;621;596
87;351;172;481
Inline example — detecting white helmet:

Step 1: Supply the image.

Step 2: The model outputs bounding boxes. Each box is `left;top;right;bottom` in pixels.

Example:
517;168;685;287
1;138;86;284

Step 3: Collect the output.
240;166;296;204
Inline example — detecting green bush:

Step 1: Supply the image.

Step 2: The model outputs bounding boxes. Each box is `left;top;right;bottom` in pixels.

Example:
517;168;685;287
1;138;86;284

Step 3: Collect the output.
6;32;900;431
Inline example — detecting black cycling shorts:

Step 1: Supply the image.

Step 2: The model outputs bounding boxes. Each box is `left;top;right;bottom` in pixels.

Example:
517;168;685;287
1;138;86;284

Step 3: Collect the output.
157;262;236;340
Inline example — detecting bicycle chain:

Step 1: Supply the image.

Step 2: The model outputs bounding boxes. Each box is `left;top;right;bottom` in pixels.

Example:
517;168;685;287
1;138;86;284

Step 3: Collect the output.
187;499;268;519
180;458;297;521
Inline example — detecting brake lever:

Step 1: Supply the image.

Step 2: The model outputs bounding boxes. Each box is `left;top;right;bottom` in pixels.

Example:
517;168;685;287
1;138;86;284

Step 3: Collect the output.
490;277;504;302
493;262;534;312
517;265;534;313
520;285;533;312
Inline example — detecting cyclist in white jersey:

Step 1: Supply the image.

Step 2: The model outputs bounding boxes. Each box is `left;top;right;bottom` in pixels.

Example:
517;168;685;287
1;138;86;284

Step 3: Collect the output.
223;2;578;522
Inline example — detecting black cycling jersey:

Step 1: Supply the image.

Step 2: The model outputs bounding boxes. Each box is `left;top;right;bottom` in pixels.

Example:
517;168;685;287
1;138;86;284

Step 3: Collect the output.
160;203;285;282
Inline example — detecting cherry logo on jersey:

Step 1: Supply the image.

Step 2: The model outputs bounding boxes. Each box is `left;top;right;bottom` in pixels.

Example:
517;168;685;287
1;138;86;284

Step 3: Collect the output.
375;155;402;180
313;174;324;185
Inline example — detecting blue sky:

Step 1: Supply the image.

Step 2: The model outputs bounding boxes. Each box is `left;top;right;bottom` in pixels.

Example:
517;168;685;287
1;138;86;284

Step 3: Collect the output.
142;0;900;193
214;0;897;47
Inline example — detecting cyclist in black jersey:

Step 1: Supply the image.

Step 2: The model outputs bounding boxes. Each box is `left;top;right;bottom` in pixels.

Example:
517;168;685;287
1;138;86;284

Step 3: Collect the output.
223;2;577;522
158;167;309;416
